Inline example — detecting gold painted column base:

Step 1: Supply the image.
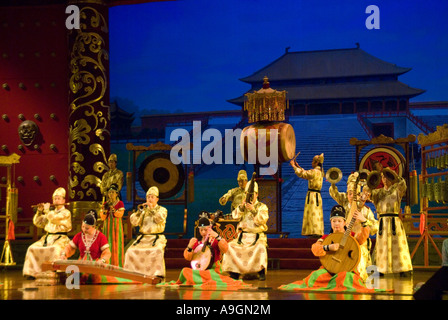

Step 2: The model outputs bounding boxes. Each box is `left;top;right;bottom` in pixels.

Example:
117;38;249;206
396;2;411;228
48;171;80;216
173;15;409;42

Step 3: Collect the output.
70;201;102;219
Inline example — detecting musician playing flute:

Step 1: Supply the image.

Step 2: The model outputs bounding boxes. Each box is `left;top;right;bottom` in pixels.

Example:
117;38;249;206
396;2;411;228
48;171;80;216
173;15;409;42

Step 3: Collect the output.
23;187;72;280
124;186;167;279
329;172;378;280
290;153;324;237
279;205;385;293
364;168;413;277
99;183;125;267
221;181;269;281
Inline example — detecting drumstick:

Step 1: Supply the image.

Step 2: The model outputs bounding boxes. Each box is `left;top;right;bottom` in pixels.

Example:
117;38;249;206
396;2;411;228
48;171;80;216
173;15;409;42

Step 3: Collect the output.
293;151;300;161
292;151;300;166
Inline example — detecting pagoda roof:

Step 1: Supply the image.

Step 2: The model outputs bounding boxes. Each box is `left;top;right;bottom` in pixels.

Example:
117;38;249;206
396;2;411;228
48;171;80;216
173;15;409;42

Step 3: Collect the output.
240;47;412;83
229;80;425;105
110;101;135;121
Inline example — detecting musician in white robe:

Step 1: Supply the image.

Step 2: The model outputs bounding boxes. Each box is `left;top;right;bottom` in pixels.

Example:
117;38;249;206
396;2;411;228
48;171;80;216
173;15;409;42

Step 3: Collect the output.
124;186;167;279
329;172;378;280
222;181;269;280
23;187;72;279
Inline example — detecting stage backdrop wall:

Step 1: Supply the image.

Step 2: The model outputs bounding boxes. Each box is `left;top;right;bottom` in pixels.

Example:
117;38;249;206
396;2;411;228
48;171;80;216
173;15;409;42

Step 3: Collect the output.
0;5;69;224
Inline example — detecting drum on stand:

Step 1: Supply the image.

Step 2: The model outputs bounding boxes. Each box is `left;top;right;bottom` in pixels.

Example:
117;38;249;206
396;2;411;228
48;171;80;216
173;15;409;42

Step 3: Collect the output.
240;121;296;164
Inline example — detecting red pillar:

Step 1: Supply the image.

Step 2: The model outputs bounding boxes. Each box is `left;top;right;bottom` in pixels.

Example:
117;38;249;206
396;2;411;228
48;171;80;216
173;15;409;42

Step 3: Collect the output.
68;1;111;216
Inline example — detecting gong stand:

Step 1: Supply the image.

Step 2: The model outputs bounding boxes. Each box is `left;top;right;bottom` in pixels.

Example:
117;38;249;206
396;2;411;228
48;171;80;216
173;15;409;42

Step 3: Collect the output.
350;134;416;206
411;126;448;268
126;141;189;238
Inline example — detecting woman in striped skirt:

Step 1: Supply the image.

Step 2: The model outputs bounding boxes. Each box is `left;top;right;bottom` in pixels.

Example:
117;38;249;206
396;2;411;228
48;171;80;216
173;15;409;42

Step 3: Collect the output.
99;183;125;267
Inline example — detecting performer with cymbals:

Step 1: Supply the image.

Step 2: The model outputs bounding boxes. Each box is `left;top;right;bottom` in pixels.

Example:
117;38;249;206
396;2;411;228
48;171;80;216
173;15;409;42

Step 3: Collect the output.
290;153;325;237
124;186;167;279
364;167;413;276
23;187;72;280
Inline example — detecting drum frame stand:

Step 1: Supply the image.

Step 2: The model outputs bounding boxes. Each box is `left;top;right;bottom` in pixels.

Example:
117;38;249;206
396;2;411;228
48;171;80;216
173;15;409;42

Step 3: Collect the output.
0;154;20;266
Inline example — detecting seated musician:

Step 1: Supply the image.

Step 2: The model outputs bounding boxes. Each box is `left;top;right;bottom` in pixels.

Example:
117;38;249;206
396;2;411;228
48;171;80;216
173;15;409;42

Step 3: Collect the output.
221;181;269;281
123;186;167;279
60;210;110;263
279;205;380;292
23;187;72;280
219;170;248;213
59;210;112;284
157;214;251;289
184;213;228;270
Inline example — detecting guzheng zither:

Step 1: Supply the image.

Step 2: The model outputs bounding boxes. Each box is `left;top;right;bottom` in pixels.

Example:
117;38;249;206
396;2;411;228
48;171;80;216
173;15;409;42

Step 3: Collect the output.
42;260;162;285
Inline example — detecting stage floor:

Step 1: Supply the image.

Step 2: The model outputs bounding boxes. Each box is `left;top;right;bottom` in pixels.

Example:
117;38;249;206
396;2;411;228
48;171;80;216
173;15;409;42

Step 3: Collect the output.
0;267;439;301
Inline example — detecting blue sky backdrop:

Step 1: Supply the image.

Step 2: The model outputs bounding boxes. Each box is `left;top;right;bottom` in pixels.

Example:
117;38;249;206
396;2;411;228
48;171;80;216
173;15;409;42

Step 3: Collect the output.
109;0;448;118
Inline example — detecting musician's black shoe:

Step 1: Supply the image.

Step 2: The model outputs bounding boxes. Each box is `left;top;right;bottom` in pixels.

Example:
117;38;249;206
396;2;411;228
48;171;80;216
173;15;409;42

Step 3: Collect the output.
258;269;266;281
400;271;412;277
229;272;240;280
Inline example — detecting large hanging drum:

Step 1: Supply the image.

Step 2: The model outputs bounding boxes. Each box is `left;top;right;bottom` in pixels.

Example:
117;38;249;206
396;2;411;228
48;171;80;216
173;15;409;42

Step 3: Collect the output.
240;121;296;164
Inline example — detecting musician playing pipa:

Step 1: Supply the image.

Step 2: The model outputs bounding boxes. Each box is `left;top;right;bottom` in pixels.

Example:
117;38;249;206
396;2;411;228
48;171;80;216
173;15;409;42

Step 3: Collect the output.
124;186;167;280
186;213;228;270
156;214;251;289
329;171;378;280
279;205;379;292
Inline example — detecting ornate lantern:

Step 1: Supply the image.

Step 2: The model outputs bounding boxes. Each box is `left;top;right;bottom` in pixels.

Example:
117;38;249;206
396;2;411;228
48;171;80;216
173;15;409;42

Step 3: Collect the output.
244;76;289;123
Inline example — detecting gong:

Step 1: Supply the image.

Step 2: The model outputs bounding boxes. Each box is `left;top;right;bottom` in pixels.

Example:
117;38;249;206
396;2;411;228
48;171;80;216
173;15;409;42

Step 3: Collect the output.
359;146;405;177
138;152;185;199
